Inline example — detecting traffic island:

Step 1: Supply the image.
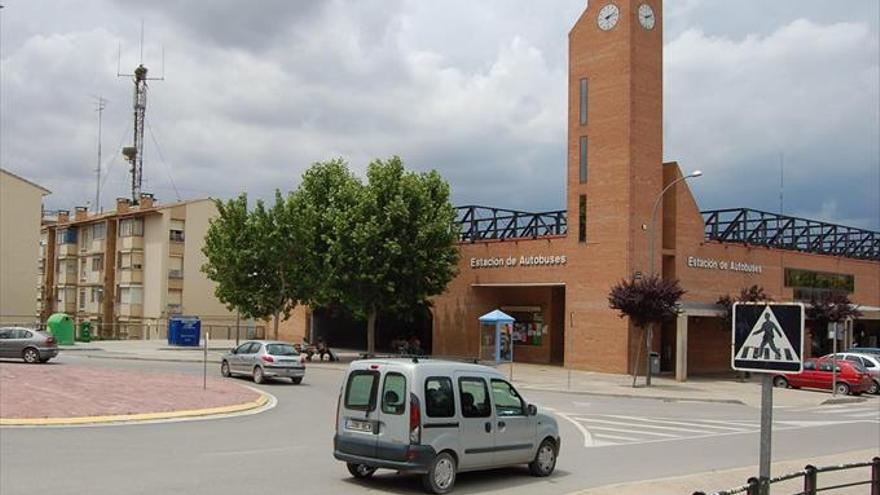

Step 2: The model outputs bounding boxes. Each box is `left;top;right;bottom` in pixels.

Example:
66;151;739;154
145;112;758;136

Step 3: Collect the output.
0;363;270;426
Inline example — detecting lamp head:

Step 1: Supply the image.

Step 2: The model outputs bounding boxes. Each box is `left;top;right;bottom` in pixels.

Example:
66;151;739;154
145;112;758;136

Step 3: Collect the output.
689;170;703;178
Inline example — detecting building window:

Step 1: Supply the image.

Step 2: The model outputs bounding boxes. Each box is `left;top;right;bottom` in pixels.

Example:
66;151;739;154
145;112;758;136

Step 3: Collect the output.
167;289;183;314
91;254;104;271
80;258;88;281
118;286;143;305
93;222;106;240
169;256;184;279
170;219;185;242
579;78;588;125
579;136;588;183
118;251;144;270
118;218;144;237
78;288;86;309
56;228;77;245
784;268;854;301
91;287;103;304
80;227;92;249
578;195;587;243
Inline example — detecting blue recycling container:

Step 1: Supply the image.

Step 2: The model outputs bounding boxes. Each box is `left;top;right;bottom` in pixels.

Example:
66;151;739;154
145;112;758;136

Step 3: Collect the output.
168;316;201;346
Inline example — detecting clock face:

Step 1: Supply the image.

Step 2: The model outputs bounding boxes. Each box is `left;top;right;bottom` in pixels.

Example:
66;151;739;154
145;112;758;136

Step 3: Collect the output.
638;3;655;30
597;4;620;31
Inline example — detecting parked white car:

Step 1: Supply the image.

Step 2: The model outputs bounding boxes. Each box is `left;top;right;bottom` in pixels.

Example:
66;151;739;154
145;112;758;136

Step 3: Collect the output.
333;358;560;494
824;352;880;394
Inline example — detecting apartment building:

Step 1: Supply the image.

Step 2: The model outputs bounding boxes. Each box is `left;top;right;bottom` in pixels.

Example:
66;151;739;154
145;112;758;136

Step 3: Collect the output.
40;194;237;339
1;168;50;324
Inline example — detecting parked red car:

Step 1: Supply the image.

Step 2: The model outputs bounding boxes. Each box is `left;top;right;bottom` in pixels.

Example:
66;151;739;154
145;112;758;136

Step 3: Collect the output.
773;358;873;395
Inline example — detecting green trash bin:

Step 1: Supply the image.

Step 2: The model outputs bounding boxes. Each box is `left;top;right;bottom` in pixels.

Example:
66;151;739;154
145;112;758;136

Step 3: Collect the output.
78;321;92;343
47;313;75;345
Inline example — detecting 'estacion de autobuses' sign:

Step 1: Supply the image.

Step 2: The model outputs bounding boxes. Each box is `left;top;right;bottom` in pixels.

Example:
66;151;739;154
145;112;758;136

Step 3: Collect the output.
687;256;763;274
470;255;567;269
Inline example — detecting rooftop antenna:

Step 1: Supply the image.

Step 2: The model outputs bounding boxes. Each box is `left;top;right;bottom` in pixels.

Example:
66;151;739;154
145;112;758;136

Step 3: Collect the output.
778;152;784;215
91;95;109;213
117;21;165;204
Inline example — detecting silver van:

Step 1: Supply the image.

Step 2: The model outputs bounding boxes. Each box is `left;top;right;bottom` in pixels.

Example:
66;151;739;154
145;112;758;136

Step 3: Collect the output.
333;358;560;494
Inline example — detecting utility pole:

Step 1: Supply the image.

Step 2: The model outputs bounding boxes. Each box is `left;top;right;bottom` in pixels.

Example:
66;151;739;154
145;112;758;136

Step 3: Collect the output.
92;95;108;212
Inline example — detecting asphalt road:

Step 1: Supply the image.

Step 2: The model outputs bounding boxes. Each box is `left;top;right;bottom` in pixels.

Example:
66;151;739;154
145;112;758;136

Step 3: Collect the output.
1;355;877;495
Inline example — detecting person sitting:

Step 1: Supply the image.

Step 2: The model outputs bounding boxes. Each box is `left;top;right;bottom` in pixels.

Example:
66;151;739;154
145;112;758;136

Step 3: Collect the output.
316;337;336;362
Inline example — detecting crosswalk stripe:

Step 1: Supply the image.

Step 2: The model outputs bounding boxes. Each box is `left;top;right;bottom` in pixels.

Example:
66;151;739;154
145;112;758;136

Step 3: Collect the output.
583;425;678;438
699;419;760;428
591;432;641;442
573;417;710;434
844;411;879;418
605;415;752;432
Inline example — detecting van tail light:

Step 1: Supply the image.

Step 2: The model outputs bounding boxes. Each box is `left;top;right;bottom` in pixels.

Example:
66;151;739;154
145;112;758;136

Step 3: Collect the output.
261;355;275;363
409;393;421;445
335;391;342;433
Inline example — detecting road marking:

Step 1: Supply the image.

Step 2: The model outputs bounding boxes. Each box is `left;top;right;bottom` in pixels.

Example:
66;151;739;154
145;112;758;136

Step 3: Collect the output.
582;424;678;438
590;432;640;442
605;415;751;432
572;416;724;435
554;411;595;447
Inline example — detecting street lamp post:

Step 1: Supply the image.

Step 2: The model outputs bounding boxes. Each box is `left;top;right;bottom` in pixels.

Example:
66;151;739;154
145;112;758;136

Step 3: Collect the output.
644;170;702;386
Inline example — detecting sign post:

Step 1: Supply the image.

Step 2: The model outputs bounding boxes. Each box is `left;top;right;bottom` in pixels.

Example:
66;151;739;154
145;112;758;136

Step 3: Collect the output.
732;302;805;495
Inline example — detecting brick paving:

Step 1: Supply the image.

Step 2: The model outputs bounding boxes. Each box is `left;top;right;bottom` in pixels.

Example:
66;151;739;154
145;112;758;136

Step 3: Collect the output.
0;362;260;419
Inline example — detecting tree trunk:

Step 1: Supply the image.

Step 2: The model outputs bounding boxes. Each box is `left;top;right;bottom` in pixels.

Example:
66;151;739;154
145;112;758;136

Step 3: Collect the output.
366;311;377;354
273;311;280;340
631;326;644;388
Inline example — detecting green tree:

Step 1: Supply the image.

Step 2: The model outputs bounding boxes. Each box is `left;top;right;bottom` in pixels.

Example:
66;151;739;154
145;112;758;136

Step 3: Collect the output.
717;285;773;330
299;156;460;353
608;274;685;387
202;192;303;339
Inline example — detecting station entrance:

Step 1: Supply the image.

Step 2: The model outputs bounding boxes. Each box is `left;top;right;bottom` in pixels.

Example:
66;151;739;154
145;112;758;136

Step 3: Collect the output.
472;284;566;365
311;305;433;354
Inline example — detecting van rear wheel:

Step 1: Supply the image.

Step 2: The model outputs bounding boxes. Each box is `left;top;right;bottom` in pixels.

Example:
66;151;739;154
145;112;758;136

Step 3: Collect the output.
422;452;456;494
346;463;376;479
529;438;557;477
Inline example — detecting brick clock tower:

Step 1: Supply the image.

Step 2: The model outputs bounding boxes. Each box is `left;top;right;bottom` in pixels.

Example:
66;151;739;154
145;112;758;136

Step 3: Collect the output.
565;0;663;371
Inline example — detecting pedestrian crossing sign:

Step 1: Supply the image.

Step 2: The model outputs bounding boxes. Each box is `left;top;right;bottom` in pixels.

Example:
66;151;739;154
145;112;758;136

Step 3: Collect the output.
732;303;804;373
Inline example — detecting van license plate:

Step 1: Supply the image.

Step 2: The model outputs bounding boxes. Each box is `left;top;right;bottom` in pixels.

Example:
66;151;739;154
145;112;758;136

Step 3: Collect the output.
346;419;372;433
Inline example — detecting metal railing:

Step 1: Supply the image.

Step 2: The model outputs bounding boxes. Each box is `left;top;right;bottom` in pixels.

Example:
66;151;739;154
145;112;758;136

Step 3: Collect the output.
455;205;567;243
0;319;267;341
702;208;880;261
694;457;880;495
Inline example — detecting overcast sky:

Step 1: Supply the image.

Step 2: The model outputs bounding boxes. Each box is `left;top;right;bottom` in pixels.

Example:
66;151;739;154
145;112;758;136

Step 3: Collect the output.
1;0;878;230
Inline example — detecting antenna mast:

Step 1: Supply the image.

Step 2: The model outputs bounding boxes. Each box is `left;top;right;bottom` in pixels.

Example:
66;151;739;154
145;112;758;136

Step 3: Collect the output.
118;22;164;204
92;95;108;212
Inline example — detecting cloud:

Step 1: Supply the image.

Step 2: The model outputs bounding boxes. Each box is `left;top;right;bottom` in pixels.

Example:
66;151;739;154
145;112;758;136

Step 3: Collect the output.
1;1;877;231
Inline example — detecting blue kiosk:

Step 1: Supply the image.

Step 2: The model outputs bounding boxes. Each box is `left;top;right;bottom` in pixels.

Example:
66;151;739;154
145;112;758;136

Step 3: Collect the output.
478;309;515;364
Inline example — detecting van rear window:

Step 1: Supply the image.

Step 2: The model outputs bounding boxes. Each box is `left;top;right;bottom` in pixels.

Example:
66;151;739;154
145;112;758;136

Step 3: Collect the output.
345;370;379;411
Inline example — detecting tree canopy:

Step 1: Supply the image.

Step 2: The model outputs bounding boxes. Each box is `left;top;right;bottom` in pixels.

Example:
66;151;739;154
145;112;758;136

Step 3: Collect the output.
608;274;685;328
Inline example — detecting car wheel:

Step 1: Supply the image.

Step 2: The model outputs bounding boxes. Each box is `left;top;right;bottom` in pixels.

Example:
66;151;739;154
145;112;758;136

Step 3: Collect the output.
529;438;557;477
834;382;851;395
422;451;456;495
22;348;40;364
868;380;880;395
346;463;377;479
291;377;303;385
772;376;788;388
220;361;231;377
253;366;265;384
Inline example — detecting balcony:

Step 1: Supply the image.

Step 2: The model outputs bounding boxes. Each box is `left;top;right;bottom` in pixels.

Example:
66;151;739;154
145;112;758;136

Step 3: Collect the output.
83;270;103;285
166;303;183;315
116;303;143;318
117;269;143;284
58;243;78;257
118;236;144;251
168;242;185;257
167;276;184;290
56;271;78;285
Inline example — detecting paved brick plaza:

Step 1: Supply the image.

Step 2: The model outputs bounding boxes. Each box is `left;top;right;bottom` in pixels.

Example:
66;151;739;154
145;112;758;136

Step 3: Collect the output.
0;362;260;419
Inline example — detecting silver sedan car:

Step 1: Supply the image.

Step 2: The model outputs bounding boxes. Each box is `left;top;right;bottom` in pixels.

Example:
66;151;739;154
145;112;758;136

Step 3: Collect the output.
0;327;59;363
220;340;306;384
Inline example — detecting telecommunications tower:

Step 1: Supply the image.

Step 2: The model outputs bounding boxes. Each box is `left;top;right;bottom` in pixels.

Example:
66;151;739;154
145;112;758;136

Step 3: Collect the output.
118;23;163;204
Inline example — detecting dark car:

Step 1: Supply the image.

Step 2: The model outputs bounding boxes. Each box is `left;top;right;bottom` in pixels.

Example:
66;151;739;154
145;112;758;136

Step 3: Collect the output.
774;358;873;395
0;327;59;363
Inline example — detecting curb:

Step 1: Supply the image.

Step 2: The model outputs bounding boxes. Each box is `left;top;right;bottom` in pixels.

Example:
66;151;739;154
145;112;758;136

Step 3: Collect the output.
82;354;223;364
0;389;271;427
515;386;748;405
821;396;867;405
